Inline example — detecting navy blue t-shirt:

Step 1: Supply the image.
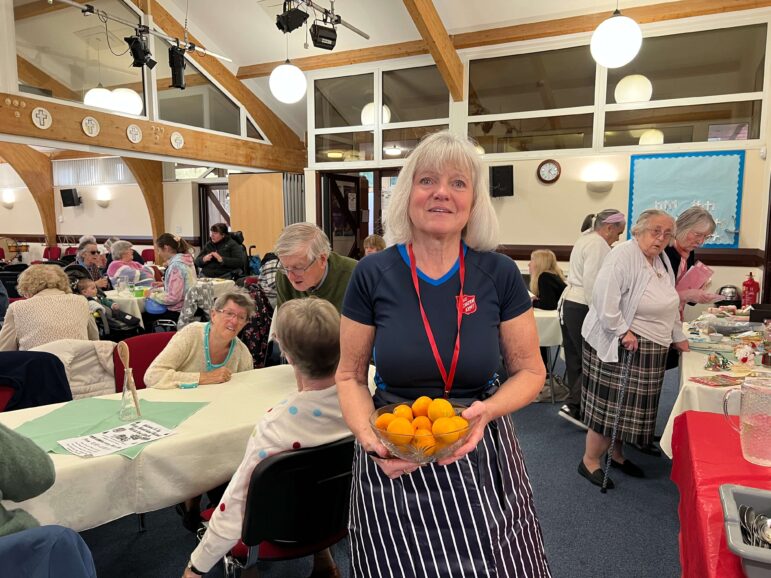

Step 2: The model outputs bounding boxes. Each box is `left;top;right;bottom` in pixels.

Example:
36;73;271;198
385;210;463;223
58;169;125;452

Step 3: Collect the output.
342;244;531;403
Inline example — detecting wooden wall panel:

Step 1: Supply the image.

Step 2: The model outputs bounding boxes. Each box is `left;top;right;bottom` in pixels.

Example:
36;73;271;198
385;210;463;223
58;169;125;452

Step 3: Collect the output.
229;173;285;258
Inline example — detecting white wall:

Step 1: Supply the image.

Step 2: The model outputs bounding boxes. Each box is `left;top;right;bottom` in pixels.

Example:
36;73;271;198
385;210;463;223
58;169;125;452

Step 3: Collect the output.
163;181;199;238
57;184;152;238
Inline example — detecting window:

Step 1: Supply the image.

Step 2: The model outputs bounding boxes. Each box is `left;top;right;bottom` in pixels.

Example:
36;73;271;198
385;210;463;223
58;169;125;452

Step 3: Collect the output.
314;73;374;128
383;66;449;122
246;118;266;141
382;125;449;159
315;132;374;162
470;115;593;153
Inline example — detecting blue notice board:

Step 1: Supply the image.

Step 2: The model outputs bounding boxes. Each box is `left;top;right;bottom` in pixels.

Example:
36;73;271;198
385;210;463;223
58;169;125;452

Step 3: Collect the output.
628;151;745;248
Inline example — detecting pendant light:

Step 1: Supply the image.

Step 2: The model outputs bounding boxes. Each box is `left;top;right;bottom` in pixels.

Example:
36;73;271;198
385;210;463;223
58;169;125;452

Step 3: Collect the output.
84;41;112;109
84;39;144;115
269;34;307;104
590;4;642;69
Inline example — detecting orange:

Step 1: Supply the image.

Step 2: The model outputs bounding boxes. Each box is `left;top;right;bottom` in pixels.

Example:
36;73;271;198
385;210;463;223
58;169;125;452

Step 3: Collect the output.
412;416;433;431
412;428;436;455
374;412;396;431
393;404;414;421
386;417;415;445
432;417;461;444
427;398;454;422
451;416;469;432
411;396;432;418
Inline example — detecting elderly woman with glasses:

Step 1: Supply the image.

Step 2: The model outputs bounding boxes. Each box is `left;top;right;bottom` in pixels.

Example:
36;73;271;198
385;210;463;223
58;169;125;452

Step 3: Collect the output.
578;210;689;488
73;240;109;289
106;240;154;289
144;289;255;390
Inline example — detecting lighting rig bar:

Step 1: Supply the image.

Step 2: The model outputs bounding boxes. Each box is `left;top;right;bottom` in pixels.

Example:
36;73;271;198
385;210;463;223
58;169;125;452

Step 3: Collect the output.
298;0;369;40
46;0;233;62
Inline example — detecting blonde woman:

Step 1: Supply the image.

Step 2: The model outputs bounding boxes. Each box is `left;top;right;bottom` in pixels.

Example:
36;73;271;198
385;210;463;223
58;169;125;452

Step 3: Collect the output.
529;249;566;311
0;265;98;351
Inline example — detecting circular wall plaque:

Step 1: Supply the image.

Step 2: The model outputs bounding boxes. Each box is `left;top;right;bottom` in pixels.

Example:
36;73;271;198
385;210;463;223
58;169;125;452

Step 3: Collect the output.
170;131;185;150
126;124;143;144
81;116;100;137
31;107;52;130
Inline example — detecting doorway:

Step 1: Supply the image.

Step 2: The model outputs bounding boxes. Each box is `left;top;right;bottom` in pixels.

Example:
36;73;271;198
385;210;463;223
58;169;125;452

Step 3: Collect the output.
198;182;230;238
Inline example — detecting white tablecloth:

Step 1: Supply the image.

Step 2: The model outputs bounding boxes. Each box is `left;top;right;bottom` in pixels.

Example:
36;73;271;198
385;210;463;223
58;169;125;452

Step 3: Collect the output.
533;309;562;347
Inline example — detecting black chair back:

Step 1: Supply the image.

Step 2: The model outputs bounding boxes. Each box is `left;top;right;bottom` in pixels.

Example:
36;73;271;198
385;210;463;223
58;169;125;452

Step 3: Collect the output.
3;263;28;272
241;436;355;547
0;271;21;298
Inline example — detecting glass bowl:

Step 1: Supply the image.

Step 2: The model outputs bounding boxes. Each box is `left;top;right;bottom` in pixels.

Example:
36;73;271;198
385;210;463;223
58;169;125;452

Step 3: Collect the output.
369;402;476;464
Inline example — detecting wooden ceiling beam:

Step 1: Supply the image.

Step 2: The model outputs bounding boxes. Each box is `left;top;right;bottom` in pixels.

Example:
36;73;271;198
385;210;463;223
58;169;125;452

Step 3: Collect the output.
13;0;88;20
0;92;306;173
237;0;771;77
16;56;81;101
122;157;164;244
402;0;463;101
127;0;304;151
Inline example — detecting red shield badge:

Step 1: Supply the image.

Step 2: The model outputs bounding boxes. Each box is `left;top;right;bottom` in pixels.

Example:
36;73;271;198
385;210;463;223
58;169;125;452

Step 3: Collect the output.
456;294;477;315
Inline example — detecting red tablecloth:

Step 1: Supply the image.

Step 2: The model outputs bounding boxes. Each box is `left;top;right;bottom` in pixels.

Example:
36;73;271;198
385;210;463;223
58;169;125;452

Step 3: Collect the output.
671;410;771;578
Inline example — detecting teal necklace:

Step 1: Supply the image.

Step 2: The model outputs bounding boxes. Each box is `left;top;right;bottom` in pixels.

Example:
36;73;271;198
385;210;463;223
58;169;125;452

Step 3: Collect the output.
204;322;236;372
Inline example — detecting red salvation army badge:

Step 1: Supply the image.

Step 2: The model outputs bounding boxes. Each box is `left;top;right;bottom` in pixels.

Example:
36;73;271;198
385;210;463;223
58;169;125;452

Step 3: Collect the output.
456;294;477;315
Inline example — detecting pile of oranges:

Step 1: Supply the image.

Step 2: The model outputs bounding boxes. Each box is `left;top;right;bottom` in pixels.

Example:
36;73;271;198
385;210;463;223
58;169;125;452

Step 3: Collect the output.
374;396;469;456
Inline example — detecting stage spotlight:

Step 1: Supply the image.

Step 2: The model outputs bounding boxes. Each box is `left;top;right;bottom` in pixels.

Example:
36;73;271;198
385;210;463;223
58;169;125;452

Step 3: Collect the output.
276;4;309;33
169;45;187;89
124;34;156;69
310;23;336;50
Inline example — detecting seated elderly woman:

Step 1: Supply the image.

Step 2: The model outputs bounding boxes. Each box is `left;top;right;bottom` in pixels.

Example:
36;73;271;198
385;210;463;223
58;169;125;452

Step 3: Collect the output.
106;241;154;289
144;289;255;389
0;265;98;351
181;297;351;578
579;209;688;488
71;239;109;290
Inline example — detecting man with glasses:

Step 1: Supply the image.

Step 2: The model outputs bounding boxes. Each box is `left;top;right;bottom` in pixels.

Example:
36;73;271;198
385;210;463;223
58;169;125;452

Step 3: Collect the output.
274;223;357;313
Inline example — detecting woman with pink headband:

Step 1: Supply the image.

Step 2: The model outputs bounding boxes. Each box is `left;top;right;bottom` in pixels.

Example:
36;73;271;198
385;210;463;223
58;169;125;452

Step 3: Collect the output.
558;209;626;428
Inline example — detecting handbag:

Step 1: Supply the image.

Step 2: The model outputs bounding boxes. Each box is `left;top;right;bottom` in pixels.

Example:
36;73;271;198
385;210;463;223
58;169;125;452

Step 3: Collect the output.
113;309;141;328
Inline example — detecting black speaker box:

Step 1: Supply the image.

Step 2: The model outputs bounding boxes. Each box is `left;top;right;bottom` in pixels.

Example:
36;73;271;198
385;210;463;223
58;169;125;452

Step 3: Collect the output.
60;188;81;207
490;165;514;198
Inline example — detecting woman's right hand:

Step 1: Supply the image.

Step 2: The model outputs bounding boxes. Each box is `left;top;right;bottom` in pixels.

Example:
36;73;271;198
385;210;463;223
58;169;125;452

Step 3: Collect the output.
360;432;420;479
621;330;638;351
95;277;109;289
198;367;232;385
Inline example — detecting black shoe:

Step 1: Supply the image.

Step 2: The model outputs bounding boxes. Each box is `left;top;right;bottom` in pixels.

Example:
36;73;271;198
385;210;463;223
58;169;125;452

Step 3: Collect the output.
578;461;614;489
629;441;662;457
558;404;588;430
610;457;645;478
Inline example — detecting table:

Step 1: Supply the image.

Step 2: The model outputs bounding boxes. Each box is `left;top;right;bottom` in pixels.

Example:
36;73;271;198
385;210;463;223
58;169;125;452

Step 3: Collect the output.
0;366;298;531
659;349;764;457
533;309;561;348
671;411;771;578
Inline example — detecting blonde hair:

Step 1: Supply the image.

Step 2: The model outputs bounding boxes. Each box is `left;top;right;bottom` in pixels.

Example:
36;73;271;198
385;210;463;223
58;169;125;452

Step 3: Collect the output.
362;234;386;252
275;297;340;379
529;250;565;297
383;130;499;251
17;264;72;297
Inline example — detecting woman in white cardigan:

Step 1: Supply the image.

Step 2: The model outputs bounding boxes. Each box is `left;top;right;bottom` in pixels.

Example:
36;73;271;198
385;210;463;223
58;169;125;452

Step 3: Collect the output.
578;210;688;488
144;289;254;389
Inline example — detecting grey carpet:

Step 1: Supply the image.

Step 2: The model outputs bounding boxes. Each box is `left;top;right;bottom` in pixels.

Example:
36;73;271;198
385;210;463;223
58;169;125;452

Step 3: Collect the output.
80;363;682;577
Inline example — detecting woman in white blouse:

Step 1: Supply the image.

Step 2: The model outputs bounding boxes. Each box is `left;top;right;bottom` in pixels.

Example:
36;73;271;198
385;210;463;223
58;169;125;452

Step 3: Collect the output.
578;210;689;488
558;209;625;427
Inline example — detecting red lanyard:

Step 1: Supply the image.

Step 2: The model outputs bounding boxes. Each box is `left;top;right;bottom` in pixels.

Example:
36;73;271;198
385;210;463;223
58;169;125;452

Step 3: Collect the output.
408;242;465;399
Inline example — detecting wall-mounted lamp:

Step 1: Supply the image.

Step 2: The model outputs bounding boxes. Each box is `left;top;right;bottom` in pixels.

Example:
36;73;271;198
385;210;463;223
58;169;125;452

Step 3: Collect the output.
96;188;111;208
582;162;618;194
1;189;15;209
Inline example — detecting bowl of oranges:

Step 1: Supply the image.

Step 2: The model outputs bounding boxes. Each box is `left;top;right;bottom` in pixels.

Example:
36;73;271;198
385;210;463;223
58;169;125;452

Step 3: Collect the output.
369;396;475;464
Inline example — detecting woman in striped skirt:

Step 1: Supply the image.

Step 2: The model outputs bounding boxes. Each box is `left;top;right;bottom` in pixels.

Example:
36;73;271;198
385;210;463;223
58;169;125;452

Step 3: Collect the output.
337;131;551;577
578;210;689;488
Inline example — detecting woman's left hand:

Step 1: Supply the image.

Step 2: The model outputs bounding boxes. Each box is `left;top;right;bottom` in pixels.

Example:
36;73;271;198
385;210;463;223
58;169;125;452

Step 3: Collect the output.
181;569;200;578
436;400;492;466
672;339;690;352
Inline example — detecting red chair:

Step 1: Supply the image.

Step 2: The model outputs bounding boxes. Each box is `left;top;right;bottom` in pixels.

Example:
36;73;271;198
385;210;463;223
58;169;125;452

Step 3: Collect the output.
0;248;4;261
113;332;175;391
43;246;62;260
0;385;15;412
64;247;78;256
141;248;156;263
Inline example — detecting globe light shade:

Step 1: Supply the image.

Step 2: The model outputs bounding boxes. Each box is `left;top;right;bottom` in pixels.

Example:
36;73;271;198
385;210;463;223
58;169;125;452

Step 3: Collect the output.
614;74;652;103
360;102;392;125
112;88;144;115
83;86;112;110
590;12;643;69
639;128;664;145
269;62;307;104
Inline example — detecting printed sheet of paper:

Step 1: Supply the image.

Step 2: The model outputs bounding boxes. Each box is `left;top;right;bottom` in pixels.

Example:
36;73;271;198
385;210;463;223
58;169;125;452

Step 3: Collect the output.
57;420;174;458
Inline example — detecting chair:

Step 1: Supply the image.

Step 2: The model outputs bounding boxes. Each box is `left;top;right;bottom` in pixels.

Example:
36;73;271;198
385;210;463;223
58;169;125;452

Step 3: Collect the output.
0;271;21;298
43;246;62;261
0;385;15;411
177;282;215;330
64;246;78;256
0;352;72;410
113;331;174;391
0;247;4;261
201;437;355;577
141;248;156;263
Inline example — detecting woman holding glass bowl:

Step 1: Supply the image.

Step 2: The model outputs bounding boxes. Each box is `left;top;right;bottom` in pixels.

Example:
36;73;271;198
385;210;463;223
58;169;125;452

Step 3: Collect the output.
337;131;550;577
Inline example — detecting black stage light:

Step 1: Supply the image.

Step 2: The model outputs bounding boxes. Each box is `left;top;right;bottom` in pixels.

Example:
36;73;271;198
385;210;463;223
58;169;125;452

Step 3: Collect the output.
310;23;336;50
124;35;156;69
276;5;309;33
168;45;187;89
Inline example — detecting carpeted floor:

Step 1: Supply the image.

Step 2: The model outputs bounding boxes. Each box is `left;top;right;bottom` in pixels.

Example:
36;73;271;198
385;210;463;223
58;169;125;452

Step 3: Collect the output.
80;363;682;577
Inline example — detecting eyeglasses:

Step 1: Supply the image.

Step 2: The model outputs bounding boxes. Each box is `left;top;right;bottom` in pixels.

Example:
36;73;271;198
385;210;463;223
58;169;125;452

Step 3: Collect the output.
646;227;673;240
87;250;99;255
687;230;710;243
215;309;248;323
278;257;317;276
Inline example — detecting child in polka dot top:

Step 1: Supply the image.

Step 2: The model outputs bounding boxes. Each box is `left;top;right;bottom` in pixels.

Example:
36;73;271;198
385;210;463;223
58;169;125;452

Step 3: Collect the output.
185;298;351;577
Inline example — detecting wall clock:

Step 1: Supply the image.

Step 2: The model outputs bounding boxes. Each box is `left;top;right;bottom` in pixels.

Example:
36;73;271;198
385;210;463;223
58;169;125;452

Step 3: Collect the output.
537;159;561;184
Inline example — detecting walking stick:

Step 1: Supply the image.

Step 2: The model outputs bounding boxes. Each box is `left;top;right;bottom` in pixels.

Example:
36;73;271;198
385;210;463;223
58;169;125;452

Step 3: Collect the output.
601;347;634;494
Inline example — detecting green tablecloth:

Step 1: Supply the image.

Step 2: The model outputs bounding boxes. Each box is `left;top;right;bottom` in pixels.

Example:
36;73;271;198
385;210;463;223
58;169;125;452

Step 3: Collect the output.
15;398;208;459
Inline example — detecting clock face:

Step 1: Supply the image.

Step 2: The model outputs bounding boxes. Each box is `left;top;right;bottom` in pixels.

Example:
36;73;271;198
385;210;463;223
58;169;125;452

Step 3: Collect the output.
537;160;561;183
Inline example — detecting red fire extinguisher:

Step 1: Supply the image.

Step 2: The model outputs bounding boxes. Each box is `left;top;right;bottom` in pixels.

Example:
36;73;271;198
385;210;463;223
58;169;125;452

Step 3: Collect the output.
742;272;760;307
